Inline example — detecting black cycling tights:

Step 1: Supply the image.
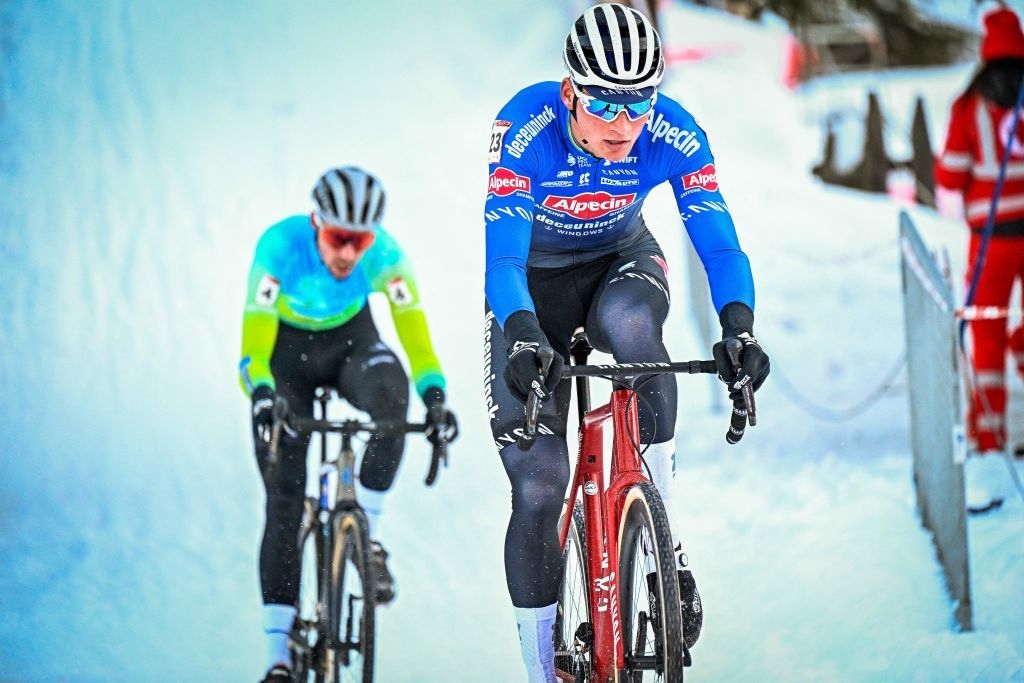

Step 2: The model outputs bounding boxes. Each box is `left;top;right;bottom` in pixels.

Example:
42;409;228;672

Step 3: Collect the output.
256;307;409;606
490;248;675;608
500;436;571;608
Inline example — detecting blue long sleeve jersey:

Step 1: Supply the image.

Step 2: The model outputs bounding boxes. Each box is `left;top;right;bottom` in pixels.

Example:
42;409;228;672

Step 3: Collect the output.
484;81;754;328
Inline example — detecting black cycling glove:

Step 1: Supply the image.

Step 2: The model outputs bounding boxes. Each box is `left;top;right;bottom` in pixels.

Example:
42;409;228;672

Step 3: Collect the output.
422;386;459;447
251;385;276;446
712;302;770;399
502;310;565;402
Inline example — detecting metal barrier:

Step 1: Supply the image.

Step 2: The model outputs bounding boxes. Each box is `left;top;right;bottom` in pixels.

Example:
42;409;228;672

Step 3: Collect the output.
899;210;972;631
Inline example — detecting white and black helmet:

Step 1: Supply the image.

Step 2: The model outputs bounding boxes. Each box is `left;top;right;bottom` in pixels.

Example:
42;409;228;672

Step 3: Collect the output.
311;166;386;232
564;3;664;93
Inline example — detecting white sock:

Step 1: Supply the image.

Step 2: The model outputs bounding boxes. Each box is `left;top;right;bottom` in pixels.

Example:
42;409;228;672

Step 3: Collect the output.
643;440;686;566
262;604;296;671
357;482;388;541
514;603;558;683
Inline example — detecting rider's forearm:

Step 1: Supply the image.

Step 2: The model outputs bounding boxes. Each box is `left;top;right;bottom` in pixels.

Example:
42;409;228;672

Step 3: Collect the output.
669;155;755;313
679;201;754;313
391;307;447;400
239;309;279;397
697;245;755;314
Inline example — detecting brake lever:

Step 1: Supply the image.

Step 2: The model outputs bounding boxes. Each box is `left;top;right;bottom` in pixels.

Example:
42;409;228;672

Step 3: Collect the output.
517;383;543;451
724;338;748;445
425;443;443;486
517;347;554;451
268;396;292;465
729;338;757;427
424;413;458;486
742;381;757;426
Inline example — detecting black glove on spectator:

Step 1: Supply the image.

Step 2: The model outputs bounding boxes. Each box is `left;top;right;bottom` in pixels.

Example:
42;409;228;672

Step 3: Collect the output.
502;310;565;402
251;385;276;446
712;302;770;399
423;386;459;446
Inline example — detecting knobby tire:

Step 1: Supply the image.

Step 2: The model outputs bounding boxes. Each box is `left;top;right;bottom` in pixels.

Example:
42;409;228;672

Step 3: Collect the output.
617;482;684;682
328;508;376;683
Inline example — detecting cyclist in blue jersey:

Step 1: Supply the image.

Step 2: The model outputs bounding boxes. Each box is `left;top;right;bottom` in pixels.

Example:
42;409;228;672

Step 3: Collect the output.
483;5;770;680
240;167;457;683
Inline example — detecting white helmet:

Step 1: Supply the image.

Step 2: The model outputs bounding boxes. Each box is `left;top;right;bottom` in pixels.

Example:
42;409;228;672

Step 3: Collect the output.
564;3;664;94
311;166;386;232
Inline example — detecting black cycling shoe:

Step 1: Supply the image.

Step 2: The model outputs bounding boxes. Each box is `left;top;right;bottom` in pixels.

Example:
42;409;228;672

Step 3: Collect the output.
370;541;396;604
644;550;703;650
260;664;292;683
678;567;703;649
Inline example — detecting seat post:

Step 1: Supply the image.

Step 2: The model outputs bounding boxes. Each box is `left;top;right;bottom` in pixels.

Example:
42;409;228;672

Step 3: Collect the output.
570;328;593;422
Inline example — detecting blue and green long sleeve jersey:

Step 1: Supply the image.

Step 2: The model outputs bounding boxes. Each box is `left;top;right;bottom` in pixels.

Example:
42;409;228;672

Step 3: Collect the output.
239;215;446;401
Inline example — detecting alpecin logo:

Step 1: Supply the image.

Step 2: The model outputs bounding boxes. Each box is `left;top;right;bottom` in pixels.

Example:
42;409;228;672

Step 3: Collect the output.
488;167;531;197
683;163;718;192
542;191;637;219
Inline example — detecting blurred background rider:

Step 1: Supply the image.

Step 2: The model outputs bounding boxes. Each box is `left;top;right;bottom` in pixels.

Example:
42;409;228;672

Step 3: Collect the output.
239;167;457;683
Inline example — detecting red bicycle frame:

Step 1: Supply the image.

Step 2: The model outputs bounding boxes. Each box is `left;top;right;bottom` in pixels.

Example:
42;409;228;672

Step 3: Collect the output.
520;347;730;681
558;385;648;680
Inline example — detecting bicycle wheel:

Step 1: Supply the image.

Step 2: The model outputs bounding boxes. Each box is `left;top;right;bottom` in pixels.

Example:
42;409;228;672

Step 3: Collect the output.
554;500;592;682
294;497;322;683
617;482;683;682
326;507;376;683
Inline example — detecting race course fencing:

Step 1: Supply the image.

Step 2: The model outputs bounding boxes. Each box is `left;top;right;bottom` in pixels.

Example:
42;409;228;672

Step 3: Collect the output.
899;210;972;631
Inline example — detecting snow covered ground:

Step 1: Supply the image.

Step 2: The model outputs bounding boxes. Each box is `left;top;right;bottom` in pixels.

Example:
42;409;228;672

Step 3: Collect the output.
1;1;1021;682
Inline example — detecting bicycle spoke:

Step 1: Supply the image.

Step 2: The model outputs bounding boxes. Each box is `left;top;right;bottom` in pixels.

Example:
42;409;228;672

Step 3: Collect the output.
555;505;592;680
629;530;663;681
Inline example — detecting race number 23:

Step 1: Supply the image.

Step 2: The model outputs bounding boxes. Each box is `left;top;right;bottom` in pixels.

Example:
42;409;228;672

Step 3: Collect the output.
487;120;513;164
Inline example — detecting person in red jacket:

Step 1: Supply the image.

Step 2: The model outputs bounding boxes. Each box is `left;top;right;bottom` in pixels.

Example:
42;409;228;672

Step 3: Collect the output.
935;5;1024;462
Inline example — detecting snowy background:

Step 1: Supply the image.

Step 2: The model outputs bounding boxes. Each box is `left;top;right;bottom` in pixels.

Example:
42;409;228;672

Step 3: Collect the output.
1;1;1022;681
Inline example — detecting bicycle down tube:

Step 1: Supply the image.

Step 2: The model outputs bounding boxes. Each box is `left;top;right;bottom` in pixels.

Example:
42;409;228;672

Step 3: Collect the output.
567;385;659;677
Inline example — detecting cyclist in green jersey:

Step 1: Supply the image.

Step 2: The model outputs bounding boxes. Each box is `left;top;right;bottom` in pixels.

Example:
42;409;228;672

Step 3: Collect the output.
239;167;457;683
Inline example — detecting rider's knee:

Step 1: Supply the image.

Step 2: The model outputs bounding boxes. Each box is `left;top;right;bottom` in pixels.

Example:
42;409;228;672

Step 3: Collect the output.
355;361;409;418
501;436;570;519
591;287;666;355
515;476;567;520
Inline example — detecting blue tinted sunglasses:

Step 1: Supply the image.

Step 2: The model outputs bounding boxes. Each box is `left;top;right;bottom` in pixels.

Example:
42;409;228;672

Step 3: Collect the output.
571;80;656;122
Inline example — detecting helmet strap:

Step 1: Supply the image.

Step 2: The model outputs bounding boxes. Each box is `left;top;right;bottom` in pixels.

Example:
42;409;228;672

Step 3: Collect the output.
570;95;579;122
